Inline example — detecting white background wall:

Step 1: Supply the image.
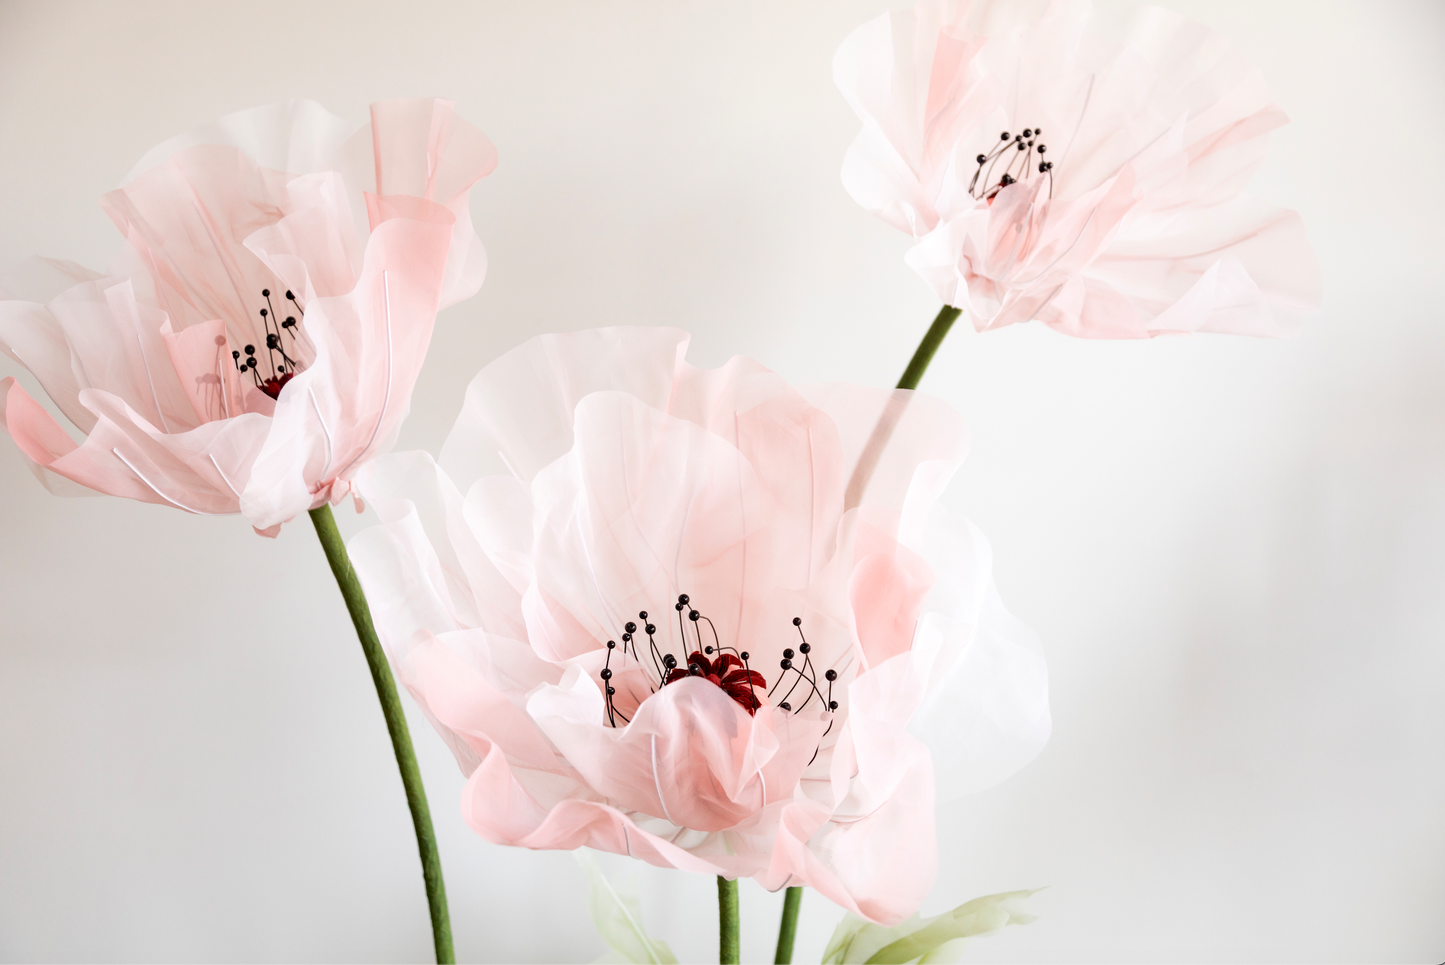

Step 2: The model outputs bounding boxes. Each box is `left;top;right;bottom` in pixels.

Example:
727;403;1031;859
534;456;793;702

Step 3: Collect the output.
0;1;1441;961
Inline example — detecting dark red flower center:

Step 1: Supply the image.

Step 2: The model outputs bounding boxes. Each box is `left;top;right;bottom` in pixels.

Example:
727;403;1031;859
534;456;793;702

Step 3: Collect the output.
597;594;842;730
665;652;767;715
260;371;295;400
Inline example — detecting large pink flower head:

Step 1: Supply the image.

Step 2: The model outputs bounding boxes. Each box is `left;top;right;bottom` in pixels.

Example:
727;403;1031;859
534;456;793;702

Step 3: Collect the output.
0;98;496;533
835;0;1321;338
349;328;1050;923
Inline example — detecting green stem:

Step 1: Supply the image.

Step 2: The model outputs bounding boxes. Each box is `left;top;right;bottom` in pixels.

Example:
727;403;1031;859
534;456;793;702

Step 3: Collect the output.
843;304;964;508
718;876;740;964
896;304;962;391
773;885;803;964
308;504;454;964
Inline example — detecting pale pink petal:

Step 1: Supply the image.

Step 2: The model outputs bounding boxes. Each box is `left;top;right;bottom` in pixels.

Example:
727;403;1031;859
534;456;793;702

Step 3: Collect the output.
119;99;355;184
848;523;935;671
440;327;689;492
351;450;526;643
521;390;766;661
531;669;787;832
834;0;997;234
2;378;260;512
403;628;568;775
800;742;936;925
903;509;1050;800
1105;197;1322;336
100;144;298;342
337;98;499;308
240;203;455;529
243;172;364;302
158;318;248;425
458;739;757;879
0;377;89;496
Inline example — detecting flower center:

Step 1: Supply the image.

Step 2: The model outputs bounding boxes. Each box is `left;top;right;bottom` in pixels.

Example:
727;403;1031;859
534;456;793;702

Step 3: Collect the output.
597;595;844;729
600;595;767;726
969;128;1054;204
230;288;307;399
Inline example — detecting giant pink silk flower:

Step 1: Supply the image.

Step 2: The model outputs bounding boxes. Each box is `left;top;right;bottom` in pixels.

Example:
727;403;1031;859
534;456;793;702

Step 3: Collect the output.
835;0;1321;338
348;327;1051;924
0;98;496;534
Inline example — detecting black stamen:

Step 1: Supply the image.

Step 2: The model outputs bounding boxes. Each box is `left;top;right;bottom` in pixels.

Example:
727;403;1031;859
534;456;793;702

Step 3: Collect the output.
972;126;1052;201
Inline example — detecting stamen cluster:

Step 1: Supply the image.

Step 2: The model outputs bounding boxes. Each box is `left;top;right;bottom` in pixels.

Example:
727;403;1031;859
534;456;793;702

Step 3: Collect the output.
969;128;1053;203
229;288;307;399
768;617;839;714
597;594;842;728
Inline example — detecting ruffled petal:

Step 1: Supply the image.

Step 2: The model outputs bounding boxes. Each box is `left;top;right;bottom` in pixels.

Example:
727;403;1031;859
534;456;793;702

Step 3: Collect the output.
335;98;499;309
441;327;689;492
2;378;261;512
903;509;1051;800
240;202;455;528
834;0;999;234
351;450;526;644
530;669;787;832
118;99;355;184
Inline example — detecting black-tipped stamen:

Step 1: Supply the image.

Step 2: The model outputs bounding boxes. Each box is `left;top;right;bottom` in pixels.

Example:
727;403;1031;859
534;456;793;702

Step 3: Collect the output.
806;668;842;766
971;126;1049;202
245;288;310;400
769;617;835;716
807;717;836;768
699;613;723;657
775;647;827;713
602;639;632;727
260;290;280;373
740;650;757;707
978;132;1013;197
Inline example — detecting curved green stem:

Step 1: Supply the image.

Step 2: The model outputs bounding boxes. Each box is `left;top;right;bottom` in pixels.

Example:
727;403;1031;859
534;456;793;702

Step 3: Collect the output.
896;304;962;391
774;885;803;963
718;876;740;964
309;504;454;964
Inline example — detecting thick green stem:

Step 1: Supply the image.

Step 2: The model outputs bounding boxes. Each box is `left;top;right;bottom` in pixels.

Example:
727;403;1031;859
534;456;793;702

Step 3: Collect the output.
896;304;962;391
773;885;803;964
309;504;454;964
718;876;740;964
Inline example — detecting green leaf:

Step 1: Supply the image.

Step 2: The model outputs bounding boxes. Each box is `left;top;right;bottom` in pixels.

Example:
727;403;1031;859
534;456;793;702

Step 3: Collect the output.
822;889;1041;965
576;850;678;965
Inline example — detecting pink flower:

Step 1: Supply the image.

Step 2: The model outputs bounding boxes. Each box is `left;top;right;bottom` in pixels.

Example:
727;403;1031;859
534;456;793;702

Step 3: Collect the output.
835;0;1321;338
0;98;496;533
349;328;1050;923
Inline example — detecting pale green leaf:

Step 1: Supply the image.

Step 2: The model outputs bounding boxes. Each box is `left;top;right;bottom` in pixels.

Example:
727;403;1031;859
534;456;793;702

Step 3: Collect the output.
576;850;678;965
822;889;1041;965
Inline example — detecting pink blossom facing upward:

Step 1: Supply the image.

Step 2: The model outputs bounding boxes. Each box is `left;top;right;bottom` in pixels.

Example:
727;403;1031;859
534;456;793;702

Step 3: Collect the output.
0;98;496;533
835;0;1321;338
348;328;1051;924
